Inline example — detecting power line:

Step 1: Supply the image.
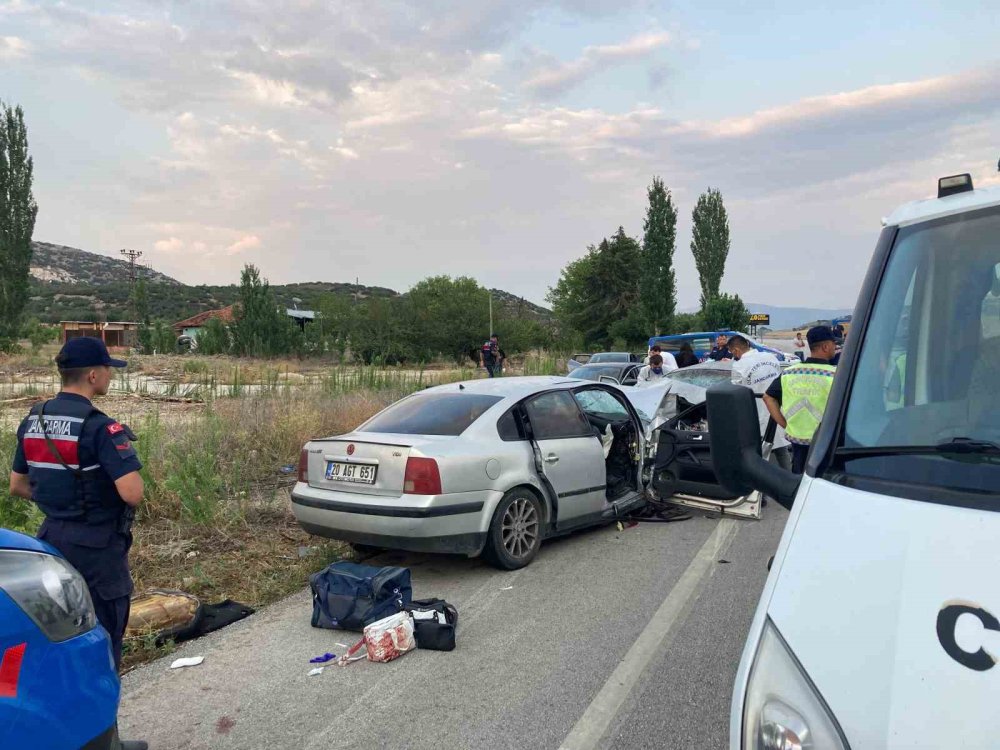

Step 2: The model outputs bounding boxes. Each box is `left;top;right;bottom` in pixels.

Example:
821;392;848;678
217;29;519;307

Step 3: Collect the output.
120;248;143;287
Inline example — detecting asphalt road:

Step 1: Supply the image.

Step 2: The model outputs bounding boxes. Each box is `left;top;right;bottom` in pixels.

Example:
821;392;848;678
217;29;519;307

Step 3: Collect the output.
120;504;786;750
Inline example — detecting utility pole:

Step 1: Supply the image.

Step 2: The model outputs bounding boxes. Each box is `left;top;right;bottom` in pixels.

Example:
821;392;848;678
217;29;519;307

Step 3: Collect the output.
488;291;493;337
120;248;143;288
120;248;143;323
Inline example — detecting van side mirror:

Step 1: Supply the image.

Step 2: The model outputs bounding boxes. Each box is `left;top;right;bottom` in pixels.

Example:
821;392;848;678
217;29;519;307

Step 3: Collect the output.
706;384;801;509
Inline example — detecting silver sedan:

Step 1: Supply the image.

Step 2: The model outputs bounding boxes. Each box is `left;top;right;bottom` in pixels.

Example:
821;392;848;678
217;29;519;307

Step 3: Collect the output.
292;375;757;569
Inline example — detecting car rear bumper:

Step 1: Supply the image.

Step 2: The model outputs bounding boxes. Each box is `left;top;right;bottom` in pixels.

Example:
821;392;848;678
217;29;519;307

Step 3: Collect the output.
290;483;500;556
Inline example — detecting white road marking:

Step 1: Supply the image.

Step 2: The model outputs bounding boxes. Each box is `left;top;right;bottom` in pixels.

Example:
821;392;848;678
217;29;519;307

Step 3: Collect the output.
559;518;740;750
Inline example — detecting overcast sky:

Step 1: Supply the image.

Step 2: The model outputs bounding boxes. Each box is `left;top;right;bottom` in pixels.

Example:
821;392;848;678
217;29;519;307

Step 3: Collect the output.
2;0;998;309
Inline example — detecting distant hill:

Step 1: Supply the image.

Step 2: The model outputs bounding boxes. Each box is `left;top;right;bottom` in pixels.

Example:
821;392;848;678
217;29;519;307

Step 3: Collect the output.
31;242;181;286
25;241;553;325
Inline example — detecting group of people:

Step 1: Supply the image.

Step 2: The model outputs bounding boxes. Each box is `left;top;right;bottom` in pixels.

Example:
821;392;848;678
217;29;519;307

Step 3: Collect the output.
637;328;839;474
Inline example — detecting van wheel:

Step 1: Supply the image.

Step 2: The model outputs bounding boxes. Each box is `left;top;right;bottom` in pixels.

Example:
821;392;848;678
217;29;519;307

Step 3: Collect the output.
483;490;543;570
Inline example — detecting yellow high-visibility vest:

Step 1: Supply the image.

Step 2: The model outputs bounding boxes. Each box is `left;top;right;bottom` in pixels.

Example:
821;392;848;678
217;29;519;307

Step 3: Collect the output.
781;363;837;445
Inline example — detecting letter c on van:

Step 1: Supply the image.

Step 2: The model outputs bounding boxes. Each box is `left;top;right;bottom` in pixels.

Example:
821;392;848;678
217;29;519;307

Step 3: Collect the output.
936;601;999;672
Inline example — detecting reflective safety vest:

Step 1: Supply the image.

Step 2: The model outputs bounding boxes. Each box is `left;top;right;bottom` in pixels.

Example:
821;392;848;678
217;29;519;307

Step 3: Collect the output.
781;363;837;445
21;398;126;524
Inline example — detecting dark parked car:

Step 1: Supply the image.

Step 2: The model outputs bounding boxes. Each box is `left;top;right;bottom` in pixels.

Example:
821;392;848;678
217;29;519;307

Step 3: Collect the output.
566;362;640;386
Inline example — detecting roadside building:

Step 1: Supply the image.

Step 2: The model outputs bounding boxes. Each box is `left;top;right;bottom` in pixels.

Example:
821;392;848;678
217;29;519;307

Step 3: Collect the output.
59;321;139;350
172;305;236;341
286;308;316;331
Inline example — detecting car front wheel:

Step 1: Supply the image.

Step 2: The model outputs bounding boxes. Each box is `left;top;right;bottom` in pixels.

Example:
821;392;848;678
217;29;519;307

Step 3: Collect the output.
483;489;543;570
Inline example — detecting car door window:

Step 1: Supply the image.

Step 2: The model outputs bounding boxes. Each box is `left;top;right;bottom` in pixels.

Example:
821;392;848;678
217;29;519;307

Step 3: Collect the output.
574;389;630;420
621;366;638;386
525;392;594;439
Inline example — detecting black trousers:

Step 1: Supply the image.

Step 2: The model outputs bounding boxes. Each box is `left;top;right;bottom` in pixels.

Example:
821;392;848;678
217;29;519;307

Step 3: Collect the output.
791;444;810;475
39;521;133;670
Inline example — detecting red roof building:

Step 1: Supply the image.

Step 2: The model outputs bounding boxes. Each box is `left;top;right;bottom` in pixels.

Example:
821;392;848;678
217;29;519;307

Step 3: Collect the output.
173;305;235;334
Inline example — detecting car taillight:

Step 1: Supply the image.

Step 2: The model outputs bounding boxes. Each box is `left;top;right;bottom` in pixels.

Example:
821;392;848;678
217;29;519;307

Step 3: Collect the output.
403;457;441;495
298;448;309;483
0;643;26;699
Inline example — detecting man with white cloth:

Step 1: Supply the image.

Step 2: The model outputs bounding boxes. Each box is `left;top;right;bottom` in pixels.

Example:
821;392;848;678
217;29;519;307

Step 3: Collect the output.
727;334;791;470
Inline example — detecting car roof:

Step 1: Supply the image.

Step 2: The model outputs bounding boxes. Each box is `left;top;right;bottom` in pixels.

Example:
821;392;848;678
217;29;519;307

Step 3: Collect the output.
0;528;55;554
422;376;583;401
574;362;634;371
883;183;1000;228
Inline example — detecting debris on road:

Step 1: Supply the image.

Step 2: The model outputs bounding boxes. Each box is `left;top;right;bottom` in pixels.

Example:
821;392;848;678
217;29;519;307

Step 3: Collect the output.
500;585;513;591
170;656;205;669
307;667;325;677
309;653;337;664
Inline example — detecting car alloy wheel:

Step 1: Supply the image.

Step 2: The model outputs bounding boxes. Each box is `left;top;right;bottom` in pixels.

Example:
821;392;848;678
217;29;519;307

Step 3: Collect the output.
501;496;539;561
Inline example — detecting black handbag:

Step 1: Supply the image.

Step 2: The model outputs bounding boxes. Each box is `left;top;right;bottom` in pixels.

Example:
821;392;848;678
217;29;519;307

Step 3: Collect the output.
404;598;458;651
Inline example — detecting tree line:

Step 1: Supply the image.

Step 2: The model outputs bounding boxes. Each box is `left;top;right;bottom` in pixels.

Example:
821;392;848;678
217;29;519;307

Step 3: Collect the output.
133;267;554;363
547;178;750;350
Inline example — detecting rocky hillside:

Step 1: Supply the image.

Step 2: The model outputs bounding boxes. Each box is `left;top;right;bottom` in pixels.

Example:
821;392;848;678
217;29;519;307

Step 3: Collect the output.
31;241;180;286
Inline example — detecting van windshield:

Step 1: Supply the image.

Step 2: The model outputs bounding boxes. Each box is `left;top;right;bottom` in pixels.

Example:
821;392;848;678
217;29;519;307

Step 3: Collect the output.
839;204;1000;495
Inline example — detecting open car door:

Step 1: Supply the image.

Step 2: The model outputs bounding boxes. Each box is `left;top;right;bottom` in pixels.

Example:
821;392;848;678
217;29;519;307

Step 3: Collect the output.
626;381;763;519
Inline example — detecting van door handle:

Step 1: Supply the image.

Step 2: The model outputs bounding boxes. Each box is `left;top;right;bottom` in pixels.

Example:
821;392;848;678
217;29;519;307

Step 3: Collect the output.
544;454;560;464
691;435;704;441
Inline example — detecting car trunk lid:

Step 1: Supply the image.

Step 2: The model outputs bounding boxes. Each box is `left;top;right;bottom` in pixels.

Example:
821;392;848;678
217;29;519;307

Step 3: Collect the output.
306;433;451;497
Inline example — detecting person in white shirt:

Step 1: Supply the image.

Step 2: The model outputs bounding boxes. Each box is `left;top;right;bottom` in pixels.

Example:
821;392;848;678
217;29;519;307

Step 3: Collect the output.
727;334;791;469
637;354;674;387
643;345;678;370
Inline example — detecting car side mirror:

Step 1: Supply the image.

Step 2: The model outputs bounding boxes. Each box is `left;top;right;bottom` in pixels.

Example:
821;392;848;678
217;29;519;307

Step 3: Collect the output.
706;384;801;509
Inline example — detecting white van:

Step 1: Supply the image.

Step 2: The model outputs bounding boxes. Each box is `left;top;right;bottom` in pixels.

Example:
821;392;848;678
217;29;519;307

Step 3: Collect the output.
707;170;1000;750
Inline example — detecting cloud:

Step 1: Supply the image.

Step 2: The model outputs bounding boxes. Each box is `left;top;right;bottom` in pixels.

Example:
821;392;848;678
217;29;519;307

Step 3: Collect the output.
8;1;1000;312
225;234;261;256
0;35;29;59
154;237;185;253
524;31;672;97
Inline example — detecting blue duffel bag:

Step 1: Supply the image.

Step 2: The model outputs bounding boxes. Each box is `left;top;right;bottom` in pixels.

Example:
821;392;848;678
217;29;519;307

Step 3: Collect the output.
309;561;412;631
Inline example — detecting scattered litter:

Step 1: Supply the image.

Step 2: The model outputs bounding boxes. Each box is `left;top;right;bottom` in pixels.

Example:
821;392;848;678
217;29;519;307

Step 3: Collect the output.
185;550;198;559
297;546;316;559
616;521;624;531
335;642;349;649
279;464;296;474
308;667;325;677
500;586;514;591
170;656;204;669
718;559;731;564
309;652;337;664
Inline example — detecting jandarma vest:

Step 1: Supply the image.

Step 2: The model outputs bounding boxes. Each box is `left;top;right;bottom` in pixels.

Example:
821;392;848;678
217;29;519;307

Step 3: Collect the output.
21;398;126;524
781;363;837;445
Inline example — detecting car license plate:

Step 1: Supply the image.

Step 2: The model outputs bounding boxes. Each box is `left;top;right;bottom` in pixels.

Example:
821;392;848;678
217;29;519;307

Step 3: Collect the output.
325;461;378;484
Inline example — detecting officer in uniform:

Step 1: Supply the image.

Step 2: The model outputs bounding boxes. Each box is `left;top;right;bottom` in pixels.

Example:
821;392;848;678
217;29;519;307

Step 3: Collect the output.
763;326;838;474
8;337;148;750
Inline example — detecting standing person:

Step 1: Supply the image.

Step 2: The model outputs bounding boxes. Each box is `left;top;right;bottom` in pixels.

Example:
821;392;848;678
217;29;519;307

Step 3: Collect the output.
728;335;790;469
793;331;807;361
480;333;505;377
643;344;678;371
7;338;148;750
763;326;838;474
636;354;670;386
708;333;731;361
675;342;699;368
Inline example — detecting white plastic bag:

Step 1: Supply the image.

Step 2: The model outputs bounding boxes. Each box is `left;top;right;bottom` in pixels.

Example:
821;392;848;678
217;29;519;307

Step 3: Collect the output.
363;611;416;663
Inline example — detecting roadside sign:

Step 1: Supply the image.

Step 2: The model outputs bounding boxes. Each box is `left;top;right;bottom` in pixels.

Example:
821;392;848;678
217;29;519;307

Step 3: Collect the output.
749;313;770;325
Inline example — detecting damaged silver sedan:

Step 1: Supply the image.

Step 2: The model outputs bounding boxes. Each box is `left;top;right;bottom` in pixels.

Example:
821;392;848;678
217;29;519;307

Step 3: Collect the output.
292;373;760;570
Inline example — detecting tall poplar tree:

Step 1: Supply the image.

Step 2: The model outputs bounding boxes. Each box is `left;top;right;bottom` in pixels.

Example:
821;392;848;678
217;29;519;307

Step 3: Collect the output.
640;177;677;335
690;187;730;310
0;103;38;350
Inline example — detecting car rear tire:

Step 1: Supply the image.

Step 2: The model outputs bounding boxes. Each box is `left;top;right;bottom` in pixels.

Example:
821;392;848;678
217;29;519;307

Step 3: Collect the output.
483;489;543;570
